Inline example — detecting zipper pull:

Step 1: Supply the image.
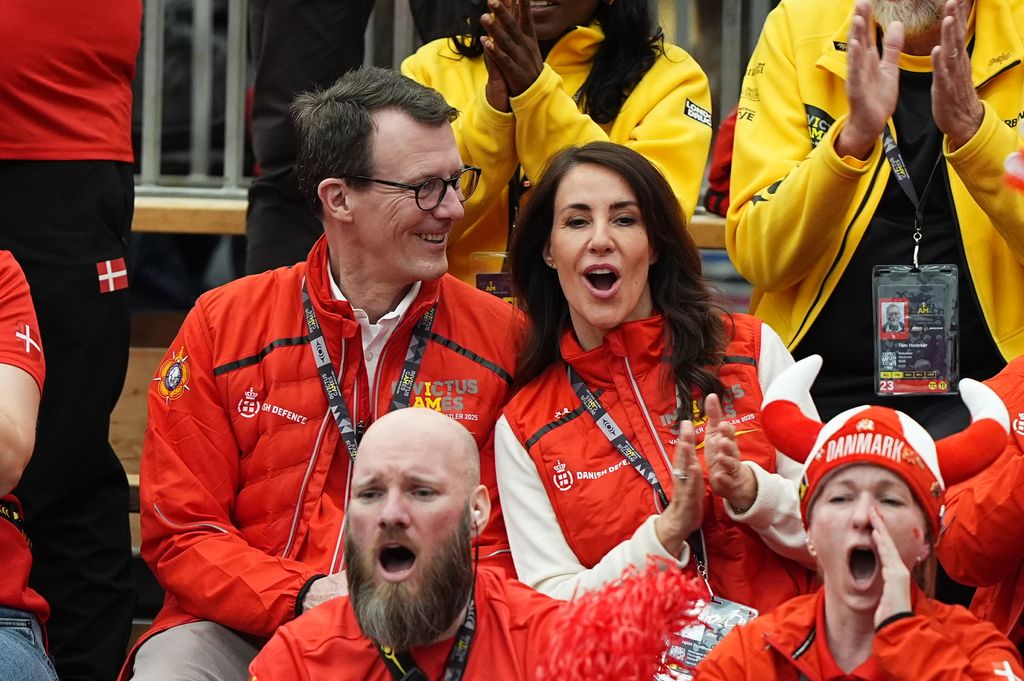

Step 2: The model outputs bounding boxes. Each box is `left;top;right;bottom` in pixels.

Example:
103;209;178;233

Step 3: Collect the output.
355;420;366;443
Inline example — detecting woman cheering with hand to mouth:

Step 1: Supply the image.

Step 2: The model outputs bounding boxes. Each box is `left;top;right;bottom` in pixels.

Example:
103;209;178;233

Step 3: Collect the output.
697;355;1024;680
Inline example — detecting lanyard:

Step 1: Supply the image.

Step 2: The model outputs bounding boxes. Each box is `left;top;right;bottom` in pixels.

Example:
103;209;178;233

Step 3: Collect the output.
566;365;717;588
881;124;945;269
376;594;477;681
301;278;436;459
566;364;670;509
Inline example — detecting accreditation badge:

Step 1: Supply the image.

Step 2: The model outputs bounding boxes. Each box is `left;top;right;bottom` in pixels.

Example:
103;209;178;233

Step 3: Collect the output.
873;264;959;396
658;596;759;679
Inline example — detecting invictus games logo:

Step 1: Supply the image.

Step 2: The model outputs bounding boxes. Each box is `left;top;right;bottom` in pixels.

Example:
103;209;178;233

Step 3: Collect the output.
155;347;190;403
1014;412;1024;437
805;104;835;148
552;460;574;492
237;387;261;419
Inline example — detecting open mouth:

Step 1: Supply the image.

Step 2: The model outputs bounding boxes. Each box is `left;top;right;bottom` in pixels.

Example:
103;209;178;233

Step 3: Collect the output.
848;546;878;584
379;544;417;574
417;233;446;245
584;268;619;292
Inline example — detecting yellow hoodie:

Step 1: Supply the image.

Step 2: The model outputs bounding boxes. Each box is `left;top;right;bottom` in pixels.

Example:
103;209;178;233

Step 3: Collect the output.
403;22;712;284
728;0;1024;360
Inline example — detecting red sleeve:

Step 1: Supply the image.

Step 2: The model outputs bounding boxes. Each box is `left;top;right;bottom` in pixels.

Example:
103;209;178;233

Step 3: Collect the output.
141;302;321;637
938;360;1024;586
0;251;44;390
874;608;1024;681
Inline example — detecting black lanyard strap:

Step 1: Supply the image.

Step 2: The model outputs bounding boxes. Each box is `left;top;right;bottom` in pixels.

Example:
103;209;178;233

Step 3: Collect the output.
301;278;436;459
566;364;670;509
376;596;477;681
566;365;716;583
881;125;945;269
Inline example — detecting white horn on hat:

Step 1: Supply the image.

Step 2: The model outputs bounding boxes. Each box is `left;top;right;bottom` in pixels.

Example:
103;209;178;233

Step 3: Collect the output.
934;378;1010;485
761;355;825;462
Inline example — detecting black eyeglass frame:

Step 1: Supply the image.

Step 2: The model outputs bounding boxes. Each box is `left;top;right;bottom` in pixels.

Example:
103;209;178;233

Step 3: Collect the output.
346;165;482;211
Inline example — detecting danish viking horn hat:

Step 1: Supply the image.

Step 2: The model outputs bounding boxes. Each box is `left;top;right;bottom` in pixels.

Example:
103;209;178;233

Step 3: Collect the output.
761;356;1009;532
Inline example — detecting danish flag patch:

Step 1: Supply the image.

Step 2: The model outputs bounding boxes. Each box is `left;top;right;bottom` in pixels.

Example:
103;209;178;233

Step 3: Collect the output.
97;258;129;293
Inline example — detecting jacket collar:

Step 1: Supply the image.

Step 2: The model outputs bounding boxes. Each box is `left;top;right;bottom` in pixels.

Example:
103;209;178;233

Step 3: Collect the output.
546;21;603;71
817;0;1022;87
303;236;442;341
559;314;668;386
763;584;928;673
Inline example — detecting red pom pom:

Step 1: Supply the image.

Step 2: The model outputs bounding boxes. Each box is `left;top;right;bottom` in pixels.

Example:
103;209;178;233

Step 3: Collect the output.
537;557;706;681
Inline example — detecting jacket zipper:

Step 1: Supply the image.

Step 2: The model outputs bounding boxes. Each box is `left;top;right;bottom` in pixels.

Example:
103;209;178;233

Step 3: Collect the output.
282;338;349;559
791;158;886;344
943;167;1004;363
622;358;713;586
623;357;674;509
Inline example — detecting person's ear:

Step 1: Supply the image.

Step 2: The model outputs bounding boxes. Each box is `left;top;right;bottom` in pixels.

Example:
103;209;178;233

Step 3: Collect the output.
318;177;352;222
542;241;556;269
469;484;491;538
806;537;817;558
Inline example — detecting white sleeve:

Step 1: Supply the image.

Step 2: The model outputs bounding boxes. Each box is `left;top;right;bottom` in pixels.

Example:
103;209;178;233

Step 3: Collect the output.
494;414;691;600
722;323;817;567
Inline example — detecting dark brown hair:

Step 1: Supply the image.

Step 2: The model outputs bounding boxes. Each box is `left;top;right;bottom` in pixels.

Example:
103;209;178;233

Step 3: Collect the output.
509;142;726;416
291;66;458;215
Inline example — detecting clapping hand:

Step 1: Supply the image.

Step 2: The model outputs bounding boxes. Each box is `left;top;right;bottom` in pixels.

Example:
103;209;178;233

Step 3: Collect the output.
836;0;905;159
704;393;758;513
931;0;983;149
654;421;705;559
480;0;543;110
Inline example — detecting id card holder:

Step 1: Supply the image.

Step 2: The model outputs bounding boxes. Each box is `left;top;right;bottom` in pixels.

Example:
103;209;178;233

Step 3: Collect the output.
658;597;759;680
873;264;959;396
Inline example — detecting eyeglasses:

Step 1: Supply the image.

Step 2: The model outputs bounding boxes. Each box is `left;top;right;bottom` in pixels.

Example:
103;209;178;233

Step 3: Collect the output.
347;165;482;211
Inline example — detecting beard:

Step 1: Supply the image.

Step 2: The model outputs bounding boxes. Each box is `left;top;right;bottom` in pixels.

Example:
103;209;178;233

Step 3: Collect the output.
872;0;944;37
346;508;475;650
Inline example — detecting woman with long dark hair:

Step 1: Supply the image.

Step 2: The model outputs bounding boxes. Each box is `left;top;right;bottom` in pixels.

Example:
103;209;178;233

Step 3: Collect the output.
402;0;712;284
495;142;818;620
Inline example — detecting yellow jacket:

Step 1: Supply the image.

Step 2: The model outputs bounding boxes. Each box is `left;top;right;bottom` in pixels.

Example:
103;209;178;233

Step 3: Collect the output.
402;23;712;284
727;0;1024;359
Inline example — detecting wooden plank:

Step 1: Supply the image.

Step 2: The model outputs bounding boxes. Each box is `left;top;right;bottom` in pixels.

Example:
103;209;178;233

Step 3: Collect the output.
133;196;246;236
690;213;726;250
130;196;727;248
112;348;166;478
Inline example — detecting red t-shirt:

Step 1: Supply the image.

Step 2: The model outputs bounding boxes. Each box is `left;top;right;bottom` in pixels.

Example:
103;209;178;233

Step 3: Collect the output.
0;1;141;161
0;250;48;623
249;568;563;681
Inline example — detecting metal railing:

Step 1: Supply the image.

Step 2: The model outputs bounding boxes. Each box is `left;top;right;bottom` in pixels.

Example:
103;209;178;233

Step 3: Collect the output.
133;0;774;200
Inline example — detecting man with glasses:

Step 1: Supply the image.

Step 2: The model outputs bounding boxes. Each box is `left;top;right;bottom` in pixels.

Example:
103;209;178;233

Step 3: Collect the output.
122;67;525;681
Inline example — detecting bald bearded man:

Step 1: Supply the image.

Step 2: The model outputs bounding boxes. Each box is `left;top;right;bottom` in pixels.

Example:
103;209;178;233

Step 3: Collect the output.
248;408;562;680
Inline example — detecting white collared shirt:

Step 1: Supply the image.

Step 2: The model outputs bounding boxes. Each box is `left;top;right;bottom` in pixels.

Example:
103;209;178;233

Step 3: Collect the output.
329;276;422;395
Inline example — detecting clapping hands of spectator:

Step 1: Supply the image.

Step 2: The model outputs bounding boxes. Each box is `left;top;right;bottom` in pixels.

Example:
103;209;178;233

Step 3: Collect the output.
931;0;983;149
836;0;904;160
481;0;543;112
704;393;758;514
654;420;706;559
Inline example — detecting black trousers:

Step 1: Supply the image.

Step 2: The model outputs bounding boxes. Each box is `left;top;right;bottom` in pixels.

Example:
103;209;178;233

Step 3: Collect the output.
0;161;135;681
245;0;376;274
